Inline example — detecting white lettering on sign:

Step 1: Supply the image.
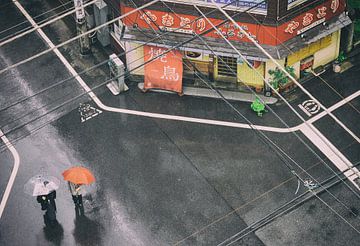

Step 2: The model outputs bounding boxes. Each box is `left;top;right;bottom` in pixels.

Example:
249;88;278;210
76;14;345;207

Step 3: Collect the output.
148;47;167;63
180;17;191;29
196;18;206;32
161;26;193;34
331;0;339;13
297;18;325;35
214;23;250;40
140;11;157;24
161;66;179;81
317;6;327;19
285;21;300;34
302;13;314;26
162;14;174;27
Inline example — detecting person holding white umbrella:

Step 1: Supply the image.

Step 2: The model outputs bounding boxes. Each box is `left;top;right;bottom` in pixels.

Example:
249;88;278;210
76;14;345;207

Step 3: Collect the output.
35;181;57;212
24;175;60;226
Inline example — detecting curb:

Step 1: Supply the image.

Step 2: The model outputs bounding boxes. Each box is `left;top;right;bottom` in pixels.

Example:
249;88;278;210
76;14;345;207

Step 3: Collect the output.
137;83;278;104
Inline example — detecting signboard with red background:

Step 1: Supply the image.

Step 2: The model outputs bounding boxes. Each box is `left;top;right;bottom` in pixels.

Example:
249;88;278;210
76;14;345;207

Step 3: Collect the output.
278;0;345;42
143;45;183;93
122;0;345;46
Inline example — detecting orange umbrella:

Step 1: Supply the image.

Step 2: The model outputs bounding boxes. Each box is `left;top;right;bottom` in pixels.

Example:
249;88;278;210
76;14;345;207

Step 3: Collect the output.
62;166;95;185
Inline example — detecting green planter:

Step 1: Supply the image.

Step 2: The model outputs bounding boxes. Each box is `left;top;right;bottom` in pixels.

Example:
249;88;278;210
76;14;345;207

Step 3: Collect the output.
268;66;296;92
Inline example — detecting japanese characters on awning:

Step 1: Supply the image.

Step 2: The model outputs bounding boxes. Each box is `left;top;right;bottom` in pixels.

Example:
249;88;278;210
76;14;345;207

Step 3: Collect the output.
122;0;345;46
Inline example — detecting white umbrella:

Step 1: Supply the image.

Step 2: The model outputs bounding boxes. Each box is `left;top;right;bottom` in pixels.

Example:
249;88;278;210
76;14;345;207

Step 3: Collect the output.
24;175;60;196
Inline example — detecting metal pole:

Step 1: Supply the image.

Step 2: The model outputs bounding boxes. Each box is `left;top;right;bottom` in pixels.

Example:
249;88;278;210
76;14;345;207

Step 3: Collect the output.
73;0;91;55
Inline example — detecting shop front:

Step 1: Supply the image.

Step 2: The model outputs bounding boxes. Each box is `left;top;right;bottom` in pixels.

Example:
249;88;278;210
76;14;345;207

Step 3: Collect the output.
117;0;349;94
285;29;341;80
123;38;267;92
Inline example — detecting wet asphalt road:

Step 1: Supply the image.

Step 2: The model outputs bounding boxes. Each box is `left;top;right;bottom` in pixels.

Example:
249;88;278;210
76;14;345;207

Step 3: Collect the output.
0;0;360;245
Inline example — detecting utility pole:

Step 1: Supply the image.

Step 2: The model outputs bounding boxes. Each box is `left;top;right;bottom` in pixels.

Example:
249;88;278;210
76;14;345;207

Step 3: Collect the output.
73;0;91;55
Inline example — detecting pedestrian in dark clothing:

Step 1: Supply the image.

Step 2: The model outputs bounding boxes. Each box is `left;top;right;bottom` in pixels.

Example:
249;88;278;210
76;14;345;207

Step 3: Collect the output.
37;195;48;211
37;190;57;226
47;190;57;212
68;181;84;216
44;201;57;227
68;182;83;207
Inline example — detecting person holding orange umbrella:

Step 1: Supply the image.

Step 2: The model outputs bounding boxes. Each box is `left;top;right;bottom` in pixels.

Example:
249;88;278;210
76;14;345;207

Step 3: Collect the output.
62;166;95;216
68;182;83;208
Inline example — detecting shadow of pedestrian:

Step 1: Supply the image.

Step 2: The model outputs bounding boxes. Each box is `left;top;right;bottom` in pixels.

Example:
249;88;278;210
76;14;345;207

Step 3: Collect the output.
72;212;103;246
43;217;64;246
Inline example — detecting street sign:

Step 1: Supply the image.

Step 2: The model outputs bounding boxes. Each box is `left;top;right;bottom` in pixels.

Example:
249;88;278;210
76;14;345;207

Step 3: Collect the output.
298;99;321;116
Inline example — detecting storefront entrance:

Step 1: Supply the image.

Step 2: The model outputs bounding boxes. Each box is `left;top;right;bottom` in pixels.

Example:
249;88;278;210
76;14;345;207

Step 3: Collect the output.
300;55;314;78
214;56;237;88
183;51;213;86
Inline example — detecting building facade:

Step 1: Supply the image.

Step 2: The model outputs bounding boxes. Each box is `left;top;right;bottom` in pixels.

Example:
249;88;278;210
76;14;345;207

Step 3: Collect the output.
106;0;352;94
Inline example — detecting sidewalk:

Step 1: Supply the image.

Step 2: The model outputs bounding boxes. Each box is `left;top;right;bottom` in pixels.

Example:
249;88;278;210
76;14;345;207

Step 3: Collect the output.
137;83;278;104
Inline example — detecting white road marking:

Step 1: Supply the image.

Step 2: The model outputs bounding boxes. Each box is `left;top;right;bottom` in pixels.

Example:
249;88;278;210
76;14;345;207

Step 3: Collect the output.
298;104;312;117
300;99;321;115
0;130;20;219
308;89;360;124
300;124;360;190
79;104;102;123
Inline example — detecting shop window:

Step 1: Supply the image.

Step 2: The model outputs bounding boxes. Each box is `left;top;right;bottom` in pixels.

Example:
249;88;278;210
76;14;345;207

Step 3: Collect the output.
217;56;237;77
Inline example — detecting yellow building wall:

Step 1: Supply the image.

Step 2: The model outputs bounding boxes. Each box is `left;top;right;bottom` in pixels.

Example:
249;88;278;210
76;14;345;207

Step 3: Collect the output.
237;61;265;88
214;56;218;78
265;59;286;81
126;42;144;76
287;33;333;66
313;30;341;68
292;61;301;78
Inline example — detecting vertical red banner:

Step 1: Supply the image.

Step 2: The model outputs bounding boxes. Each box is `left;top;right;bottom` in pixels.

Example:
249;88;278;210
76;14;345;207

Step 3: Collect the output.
144;45;183;94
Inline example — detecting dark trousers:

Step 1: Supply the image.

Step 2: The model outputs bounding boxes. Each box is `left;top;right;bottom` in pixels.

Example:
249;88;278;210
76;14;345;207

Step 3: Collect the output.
72;195;83;207
44;202;57;226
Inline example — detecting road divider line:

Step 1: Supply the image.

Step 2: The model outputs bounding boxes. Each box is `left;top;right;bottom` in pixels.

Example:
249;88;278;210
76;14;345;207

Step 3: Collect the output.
0;129;20;219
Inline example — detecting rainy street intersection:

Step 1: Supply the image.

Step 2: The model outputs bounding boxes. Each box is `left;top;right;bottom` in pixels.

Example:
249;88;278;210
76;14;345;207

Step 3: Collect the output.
0;1;360;245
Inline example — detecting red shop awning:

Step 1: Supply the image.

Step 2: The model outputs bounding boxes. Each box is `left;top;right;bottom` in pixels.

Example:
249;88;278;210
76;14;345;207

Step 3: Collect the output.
144;45;183;94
